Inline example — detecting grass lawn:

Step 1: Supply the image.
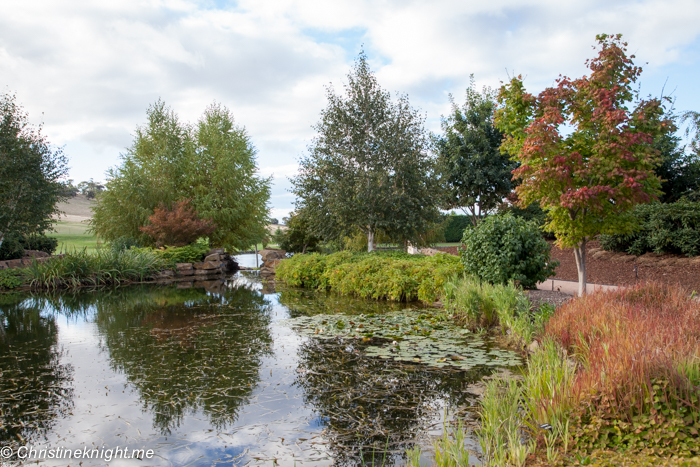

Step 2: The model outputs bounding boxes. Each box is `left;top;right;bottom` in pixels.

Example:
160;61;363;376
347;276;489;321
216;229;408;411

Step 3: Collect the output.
48;220;104;253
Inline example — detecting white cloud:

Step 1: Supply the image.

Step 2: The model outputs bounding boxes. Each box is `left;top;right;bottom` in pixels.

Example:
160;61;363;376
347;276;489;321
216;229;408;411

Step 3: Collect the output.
1;0;699;215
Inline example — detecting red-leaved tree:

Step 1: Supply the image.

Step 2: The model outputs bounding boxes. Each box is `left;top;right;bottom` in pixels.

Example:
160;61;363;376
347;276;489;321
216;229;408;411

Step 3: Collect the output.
140;199;216;247
495;34;670;296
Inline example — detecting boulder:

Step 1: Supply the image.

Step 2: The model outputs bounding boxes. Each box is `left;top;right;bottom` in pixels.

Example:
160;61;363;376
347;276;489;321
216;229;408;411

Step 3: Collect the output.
23;250;50;258
204;253;223;262
193;261;223;270
260;249;286;262
176;263;194;271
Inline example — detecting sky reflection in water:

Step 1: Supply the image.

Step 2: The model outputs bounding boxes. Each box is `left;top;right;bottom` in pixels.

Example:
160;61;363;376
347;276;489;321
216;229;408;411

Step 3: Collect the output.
0;268;520;466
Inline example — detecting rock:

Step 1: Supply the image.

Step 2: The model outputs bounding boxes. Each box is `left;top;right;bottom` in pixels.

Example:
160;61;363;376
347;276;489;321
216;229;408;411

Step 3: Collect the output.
177;281;193;289
204;253;223;262
193;261;223;270
6;259;23;269
176;263;194;271
528;340;540;354
194;269;223;276
176;269;195;276
23;250;50;258
260;249;286;262
208;248;225;256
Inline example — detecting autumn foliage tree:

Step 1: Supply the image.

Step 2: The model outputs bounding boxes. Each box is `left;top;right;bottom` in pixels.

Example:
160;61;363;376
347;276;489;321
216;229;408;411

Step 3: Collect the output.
139;199;216;247
495;34;670;296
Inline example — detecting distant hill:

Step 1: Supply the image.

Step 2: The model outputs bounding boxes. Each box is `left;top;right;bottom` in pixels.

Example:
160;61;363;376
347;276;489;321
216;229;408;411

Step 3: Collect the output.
55;194;95;221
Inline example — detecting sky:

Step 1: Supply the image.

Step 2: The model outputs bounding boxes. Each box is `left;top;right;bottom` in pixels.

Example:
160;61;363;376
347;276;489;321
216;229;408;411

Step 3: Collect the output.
2;0;700;221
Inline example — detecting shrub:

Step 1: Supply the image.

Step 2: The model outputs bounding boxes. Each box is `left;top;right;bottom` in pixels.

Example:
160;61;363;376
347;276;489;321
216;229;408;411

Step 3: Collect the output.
0;269;26;289
133;238;210;268
460;213;557;288
599;199;700;256
140;199;216;247
110;236;142;253
276;250;462;303
21;233;58;255
0;234;24;260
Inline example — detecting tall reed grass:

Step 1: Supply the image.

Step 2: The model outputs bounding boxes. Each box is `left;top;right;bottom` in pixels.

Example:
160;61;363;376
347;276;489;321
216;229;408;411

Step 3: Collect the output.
25;248;166;289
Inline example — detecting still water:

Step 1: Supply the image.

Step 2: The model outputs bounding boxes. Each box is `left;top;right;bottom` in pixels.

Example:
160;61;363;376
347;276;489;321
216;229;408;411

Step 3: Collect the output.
0;271;521;466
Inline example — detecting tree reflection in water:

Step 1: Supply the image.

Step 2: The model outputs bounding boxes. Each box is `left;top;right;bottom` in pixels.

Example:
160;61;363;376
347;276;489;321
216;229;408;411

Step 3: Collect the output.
295;337;490;466
0;295;74;455
90;284;274;435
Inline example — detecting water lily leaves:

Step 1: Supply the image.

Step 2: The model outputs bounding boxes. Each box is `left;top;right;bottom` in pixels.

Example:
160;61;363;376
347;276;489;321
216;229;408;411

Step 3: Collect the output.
282;311;522;371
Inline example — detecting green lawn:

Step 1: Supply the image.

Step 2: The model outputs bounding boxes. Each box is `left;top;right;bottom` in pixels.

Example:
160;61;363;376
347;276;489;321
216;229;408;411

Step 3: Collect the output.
48;220;103;253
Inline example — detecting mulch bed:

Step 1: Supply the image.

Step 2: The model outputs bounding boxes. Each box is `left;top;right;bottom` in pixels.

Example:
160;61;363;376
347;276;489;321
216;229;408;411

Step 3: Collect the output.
435;242;700;292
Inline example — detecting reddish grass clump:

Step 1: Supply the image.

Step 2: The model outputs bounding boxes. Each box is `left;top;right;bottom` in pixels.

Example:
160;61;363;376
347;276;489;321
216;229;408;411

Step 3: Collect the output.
544;282;700;418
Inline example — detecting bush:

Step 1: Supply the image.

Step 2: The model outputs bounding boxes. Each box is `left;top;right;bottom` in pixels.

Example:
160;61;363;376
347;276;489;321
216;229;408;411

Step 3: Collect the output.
133;238;210;268
0;233;58;260
443;215;471;242
460;213;557;288
276;250;462;303
0;234;24;260
21;234;58;255
599;199;700;256
0;269;26;289
110;236;142;253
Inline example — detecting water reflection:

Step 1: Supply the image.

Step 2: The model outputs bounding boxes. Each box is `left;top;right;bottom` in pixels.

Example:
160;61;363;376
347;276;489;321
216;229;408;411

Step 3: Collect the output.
91;285;273;435
0;295;73;452
0;275;515;466
295;338;488;466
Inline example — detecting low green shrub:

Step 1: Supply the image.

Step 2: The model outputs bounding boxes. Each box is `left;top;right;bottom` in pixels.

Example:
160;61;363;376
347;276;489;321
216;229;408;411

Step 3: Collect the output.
0;269;27;289
21;234;58;255
599;199;700;256
461;213;557;288
276;250;462;303
0;234;25;260
132;238;210;267
110;236;142;253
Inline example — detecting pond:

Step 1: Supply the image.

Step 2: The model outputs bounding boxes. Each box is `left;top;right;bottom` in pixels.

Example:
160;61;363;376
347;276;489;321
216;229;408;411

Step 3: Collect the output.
0;271;522;466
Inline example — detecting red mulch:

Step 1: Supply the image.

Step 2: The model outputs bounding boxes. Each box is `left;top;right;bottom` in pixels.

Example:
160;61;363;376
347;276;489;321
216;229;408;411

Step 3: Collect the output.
434;243;700;292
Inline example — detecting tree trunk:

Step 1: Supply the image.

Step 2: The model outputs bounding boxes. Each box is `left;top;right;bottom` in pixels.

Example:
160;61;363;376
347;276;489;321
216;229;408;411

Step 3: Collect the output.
573;239;587;296
0;232;4;250
367;226;374;252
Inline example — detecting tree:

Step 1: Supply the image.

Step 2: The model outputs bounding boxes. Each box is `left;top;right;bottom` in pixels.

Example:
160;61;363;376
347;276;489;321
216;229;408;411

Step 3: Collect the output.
91;101;271;251
436;76;515;226
654;124;700;202
0;93;68;250
292;53;441;251
77;178;105;199
495;34;669;296
273;209;320;253
140;199;216;247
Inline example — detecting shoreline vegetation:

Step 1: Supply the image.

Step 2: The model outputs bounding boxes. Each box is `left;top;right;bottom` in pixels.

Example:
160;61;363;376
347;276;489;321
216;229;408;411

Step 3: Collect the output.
274;251;700;466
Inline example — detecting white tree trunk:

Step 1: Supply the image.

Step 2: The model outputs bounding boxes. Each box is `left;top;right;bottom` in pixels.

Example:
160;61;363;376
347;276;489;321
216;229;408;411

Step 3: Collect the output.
367;226;374;252
0;232;4;250
573;239;587;296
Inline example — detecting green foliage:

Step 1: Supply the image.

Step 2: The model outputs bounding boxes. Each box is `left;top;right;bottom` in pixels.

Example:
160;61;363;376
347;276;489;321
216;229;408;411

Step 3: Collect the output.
460;214;557;288
0;233;58;260
24;249;165;289
292;52;441;251
442;275;538;344
0;269;26;289
0;233;25;260
0;92;69;249
109;236;142;253
273;210;320;253
153;238;210;266
599;199;700;256
443;215;471;243
90;101;271;252
436;75;515;226
276;251;462;303
654;123;700;203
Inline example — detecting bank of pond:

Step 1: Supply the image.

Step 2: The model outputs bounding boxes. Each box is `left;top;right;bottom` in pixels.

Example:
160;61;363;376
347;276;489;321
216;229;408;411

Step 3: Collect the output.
0;250;698;466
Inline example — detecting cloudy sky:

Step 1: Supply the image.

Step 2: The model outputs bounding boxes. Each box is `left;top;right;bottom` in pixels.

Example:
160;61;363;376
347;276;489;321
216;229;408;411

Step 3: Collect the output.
2;0;700;220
